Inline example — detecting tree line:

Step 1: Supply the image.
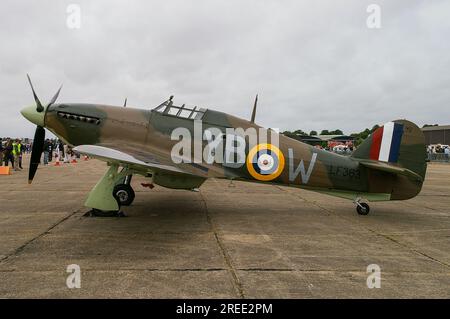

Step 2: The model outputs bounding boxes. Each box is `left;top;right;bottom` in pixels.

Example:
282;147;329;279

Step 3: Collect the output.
283;123;439;147
282;125;381;147
281;129;344;137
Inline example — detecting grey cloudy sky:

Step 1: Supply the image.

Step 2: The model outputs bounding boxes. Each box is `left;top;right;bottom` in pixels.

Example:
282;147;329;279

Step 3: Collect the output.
1;0;449;138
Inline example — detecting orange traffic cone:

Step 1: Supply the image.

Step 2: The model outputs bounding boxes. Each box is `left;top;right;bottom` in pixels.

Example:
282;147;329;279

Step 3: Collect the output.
84;155;88;161
71;155;77;164
54;154;61;166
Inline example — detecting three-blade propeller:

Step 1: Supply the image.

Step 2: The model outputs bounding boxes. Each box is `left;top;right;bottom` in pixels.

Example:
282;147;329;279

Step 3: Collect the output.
26;74;62;184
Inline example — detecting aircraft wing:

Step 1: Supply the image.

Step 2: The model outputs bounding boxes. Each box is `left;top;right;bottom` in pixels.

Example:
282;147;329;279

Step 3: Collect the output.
73;145;206;189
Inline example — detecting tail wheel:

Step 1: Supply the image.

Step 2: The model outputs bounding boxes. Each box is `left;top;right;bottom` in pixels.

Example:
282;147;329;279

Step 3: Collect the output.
113;184;135;206
356;202;370;215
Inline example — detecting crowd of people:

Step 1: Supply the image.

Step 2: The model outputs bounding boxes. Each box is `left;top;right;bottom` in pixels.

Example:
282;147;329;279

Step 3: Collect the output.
312;142;355;155
427;144;450;162
0;138;30;171
1;137;449;171
0;138;78;171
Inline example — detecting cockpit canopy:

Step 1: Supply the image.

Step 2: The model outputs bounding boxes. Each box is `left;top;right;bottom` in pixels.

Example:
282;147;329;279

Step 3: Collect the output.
152;96;206;120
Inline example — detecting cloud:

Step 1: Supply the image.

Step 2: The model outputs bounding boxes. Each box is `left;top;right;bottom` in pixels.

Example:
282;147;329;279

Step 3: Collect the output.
1;0;449;138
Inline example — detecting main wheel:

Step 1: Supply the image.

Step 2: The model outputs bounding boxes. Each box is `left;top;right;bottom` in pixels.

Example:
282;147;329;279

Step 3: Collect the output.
113;184;135;206
356;202;370;215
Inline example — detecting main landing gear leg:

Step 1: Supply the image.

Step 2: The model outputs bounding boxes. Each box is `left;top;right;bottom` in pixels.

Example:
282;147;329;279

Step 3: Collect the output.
354;197;370;215
84;164;131;217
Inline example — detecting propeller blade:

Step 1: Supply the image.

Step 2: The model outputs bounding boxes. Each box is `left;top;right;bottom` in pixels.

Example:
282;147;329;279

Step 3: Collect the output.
47;84;63;107
123;97;127;107
28;126;45;184
26;74;44;112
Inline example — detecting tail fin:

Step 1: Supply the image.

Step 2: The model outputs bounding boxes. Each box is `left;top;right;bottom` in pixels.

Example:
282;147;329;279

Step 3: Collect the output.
352;120;427;181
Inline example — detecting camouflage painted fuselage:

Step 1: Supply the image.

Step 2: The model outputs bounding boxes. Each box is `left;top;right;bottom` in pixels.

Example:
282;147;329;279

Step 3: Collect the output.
44;103;426;201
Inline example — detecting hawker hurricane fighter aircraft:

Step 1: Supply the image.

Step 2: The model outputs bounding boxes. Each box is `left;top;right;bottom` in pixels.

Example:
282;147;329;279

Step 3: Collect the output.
21;76;427;216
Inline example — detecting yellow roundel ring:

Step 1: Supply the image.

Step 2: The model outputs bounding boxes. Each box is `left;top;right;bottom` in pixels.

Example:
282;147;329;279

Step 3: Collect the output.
246;143;285;181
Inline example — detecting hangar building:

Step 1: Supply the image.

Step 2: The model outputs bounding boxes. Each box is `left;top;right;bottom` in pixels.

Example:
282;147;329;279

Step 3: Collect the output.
421;125;450;145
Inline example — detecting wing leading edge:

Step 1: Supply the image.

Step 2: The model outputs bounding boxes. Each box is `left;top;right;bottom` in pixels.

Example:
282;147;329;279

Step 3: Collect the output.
73;145;206;189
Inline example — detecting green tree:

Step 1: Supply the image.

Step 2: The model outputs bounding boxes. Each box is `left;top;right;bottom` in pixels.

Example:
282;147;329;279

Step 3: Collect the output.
329;129;344;135
293;129;307;136
370;125;380;133
309;130;318;136
350;126;378;146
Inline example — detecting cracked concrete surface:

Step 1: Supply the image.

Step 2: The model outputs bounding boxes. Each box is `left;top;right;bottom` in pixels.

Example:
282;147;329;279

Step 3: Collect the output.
0;155;449;298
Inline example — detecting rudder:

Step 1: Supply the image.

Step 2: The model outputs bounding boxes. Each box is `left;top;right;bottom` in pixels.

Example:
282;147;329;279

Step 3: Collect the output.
352;120;427;181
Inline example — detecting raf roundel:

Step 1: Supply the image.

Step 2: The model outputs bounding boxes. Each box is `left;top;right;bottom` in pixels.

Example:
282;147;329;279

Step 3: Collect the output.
246;144;285;181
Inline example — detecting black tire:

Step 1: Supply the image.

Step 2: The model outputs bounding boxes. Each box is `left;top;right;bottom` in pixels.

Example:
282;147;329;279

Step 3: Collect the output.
356;202;370;215
113;184;135;206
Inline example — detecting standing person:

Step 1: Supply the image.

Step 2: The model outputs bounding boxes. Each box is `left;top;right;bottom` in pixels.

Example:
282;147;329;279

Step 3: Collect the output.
63;144;70;163
17;139;23;169
54;140;59;163
12;139;23;171
43;139;50;165
48;139;54;162
3;139;14;168
12;139;19;171
445;146;450;162
58;140;65;160
0;138;4;165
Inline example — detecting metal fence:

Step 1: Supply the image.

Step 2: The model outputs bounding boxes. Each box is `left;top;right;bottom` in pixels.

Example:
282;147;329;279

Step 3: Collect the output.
427;153;450;162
